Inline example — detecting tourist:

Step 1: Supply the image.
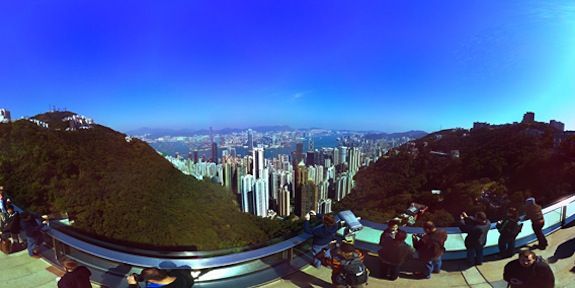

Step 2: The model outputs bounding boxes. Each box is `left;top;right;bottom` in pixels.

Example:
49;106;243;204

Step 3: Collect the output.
524;197;547;250
503;250;554;288
412;221;448;279
20;211;43;256
57;259;93;288
0;186;11;227
303;211;339;268
497;207;522;258
323;240;368;288
379;219;401;242
378;229;414;280
459;211;491;266
127;267;194;288
2;205;21;245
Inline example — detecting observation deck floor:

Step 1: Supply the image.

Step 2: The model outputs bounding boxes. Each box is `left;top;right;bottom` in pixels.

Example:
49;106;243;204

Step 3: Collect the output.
0;225;574;288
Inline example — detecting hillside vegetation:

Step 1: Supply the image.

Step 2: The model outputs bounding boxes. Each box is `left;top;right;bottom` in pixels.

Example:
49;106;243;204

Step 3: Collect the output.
0;112;298;250
338;122;575;226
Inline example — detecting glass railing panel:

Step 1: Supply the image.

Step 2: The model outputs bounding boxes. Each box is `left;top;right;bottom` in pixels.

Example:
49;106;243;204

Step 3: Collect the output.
543;207;562;229
196;251;285;281
566;200;575;219
444;233;466;251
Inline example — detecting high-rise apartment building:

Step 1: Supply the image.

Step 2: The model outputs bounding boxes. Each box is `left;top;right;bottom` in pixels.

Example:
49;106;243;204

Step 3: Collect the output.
241;174;255;214
278;186;291;217
0;109;11;123
252;147;265;179
254;178;269;217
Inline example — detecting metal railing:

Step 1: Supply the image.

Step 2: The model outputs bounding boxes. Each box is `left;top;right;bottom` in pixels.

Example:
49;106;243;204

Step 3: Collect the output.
27;193;575;287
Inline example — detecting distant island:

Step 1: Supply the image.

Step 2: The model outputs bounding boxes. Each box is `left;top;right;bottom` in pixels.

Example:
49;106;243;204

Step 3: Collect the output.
0;111;299;250
338;113;575;226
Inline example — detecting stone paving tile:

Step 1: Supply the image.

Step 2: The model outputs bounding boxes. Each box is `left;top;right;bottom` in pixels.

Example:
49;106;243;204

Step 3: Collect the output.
461;267;487;286
470;283;492;288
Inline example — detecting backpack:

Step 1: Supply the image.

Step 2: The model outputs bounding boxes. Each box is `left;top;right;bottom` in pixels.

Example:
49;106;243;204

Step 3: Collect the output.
500;219;523;237
339;253;368;286
426;238;446;259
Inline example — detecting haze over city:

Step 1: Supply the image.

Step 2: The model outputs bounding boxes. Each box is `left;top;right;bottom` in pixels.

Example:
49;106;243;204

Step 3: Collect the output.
1;1;574;132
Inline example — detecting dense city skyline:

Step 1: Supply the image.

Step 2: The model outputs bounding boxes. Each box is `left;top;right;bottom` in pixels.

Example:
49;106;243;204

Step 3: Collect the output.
1;1;575;132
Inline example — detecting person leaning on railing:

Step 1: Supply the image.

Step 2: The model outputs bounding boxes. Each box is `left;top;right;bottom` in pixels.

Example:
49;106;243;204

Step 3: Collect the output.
524;197;547;250
378;229;414;281
459;211;490;266
412;221;447;279
303;210;339;268
496;207;522;258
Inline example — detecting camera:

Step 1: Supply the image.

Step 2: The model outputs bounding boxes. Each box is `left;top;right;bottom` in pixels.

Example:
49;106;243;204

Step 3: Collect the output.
131;273;145;282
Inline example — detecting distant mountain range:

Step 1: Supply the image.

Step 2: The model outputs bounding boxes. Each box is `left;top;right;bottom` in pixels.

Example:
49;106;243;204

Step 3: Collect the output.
363;130;428;140
127;126;428;139
126;125;294;137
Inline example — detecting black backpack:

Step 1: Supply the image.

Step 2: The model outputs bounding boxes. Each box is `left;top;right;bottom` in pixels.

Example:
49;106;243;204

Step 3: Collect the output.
339;253;368;286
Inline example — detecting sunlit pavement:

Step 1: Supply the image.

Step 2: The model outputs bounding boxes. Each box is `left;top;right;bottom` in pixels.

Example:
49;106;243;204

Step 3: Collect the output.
1;225;574;288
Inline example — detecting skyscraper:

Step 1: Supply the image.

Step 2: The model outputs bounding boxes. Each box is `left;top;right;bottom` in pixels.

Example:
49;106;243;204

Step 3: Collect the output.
241;174;256;214
211;142;218;163
254;178;269;217
252;147;264;179
247;129;254;151
278;186;291;217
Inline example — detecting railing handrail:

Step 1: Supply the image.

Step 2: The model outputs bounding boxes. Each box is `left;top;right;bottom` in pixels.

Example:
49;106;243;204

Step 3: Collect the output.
26;191;575;273
47;223;311;269
360;193;575;234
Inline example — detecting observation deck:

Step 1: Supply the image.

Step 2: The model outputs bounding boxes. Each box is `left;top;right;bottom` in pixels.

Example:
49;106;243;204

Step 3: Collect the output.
2;194;575;288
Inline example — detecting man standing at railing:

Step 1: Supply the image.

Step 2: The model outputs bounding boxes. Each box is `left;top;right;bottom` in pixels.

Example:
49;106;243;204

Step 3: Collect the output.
459;211;491;266
524;197;547;250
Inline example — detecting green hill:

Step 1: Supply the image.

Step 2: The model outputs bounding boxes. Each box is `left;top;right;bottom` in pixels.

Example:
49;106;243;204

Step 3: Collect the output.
0;112;297;250
337;122;575;226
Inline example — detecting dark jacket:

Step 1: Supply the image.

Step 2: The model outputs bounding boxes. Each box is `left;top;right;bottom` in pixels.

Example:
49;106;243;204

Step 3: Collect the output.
413;229;448;261
57;266;92;288
304;214;339;246
128;270;194;288
503;256;554;288
3;211;21;234
459;217;491;249
497;217;522;239
525;204;544;224
21;215;41;237
378;237;414;266
379;227;400;243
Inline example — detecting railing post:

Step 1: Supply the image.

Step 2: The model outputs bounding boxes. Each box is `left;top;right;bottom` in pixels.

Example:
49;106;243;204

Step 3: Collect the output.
561;205;567;227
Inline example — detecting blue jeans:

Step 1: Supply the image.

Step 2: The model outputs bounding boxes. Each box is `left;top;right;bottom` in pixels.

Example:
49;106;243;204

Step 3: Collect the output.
466;247;484;265
311;243;330;268
424;257;442;276
25;235;39;256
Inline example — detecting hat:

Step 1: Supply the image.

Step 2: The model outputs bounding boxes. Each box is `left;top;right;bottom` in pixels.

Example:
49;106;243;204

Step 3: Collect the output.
340;241;355;253
62;259;78;271
525;197;536;205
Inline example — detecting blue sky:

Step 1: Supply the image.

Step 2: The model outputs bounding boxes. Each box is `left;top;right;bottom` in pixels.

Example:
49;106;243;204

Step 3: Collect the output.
1;1;574;132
